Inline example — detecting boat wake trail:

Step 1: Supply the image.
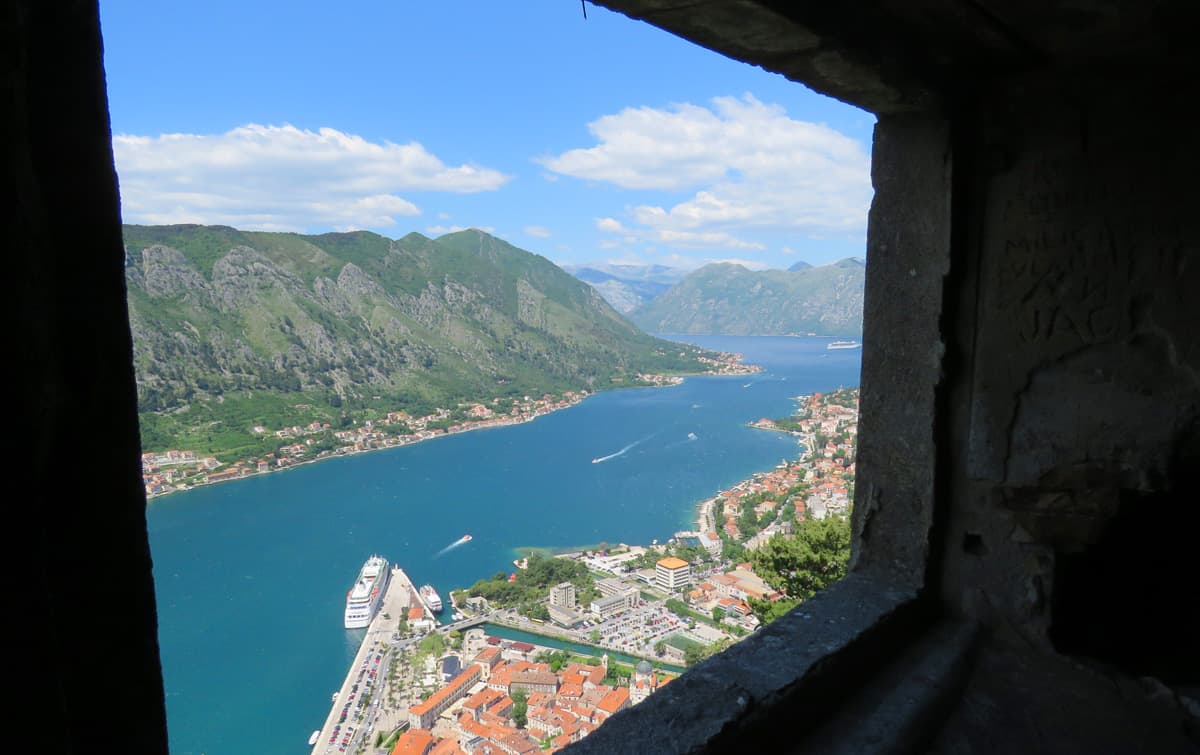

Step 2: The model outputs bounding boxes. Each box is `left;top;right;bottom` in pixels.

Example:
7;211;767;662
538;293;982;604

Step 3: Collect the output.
591;433;654;464
434;534;473;558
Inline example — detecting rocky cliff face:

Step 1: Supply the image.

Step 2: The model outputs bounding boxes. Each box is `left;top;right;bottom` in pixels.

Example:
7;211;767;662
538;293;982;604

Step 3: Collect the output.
124;225;708;417
629;259;865;337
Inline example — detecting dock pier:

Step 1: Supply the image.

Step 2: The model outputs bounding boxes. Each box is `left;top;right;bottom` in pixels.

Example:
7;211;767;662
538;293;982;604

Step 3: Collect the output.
309;565;416;755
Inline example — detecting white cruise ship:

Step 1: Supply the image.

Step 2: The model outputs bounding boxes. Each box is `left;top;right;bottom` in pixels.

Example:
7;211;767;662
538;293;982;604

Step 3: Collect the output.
419;584;443;613
826;340;862;350
344;555;390;629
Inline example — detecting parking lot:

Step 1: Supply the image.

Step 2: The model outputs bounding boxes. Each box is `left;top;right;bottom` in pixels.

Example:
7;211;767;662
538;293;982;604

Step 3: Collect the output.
581;601;707;656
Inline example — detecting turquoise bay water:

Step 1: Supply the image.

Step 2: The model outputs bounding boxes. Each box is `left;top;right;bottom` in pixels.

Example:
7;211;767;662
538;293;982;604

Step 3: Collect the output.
146;335;860;754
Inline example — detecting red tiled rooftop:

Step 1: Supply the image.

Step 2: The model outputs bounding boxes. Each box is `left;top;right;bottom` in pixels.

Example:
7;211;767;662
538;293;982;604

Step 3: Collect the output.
596;686;630;714
409;668;479;717
429;738;464;755
391;729;435;755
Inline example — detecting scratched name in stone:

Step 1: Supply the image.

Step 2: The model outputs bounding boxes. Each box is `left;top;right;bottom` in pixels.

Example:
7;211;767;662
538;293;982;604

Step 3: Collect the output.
992;183;1135;346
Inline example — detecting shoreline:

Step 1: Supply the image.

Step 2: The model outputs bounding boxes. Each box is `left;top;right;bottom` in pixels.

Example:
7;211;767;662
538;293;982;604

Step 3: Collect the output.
144;400;586;503
696;495;717;535
145;348;765;504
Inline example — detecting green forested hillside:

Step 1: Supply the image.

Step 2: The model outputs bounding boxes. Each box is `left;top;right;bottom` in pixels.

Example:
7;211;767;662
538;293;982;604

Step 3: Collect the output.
124;225;711;457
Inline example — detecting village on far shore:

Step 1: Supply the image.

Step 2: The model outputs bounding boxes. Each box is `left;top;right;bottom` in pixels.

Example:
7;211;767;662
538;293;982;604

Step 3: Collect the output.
316;386;858;755
140;353;760;499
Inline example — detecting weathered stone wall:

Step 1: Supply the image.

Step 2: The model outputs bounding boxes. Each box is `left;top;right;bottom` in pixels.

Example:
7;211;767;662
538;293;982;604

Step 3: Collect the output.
940;68;1200;678
851;113;951;589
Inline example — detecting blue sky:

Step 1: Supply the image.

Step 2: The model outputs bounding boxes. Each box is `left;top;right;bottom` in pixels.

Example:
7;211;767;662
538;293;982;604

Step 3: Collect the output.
100;0;874;270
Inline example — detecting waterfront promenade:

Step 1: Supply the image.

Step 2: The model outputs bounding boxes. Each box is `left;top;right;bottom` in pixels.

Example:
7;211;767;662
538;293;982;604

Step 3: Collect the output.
310;567;415;755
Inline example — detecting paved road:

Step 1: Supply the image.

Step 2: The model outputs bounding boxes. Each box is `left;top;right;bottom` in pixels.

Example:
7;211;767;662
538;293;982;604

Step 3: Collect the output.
310;567;415;755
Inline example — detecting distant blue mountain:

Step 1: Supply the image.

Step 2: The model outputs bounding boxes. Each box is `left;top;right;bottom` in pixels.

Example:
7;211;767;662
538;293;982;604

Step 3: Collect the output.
563;263;688;313
629;258;865;337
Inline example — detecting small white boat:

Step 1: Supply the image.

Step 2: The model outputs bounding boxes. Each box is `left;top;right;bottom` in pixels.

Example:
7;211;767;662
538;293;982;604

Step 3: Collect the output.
308;730;321;746
826;340;862;350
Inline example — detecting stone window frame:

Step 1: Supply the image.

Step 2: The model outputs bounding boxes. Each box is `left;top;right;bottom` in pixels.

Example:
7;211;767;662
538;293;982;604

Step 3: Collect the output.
561;4;955;751
561;110;951;752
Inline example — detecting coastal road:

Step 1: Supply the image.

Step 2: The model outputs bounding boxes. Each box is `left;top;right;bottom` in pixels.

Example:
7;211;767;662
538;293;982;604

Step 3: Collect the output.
433;612;498;635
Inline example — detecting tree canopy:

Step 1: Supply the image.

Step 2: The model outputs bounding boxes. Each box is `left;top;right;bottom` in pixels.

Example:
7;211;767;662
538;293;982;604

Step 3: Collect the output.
463;552;594;615
511;688;528;728
748;515;851;623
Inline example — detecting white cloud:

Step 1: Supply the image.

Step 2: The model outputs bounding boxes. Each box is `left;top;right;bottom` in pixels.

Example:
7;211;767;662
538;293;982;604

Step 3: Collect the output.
113;123;510;232
606;251;769;272
595;217;626;233
524;225;552;238
709;257;769;270
542;95;872;251
654;229;765;251
425;224;495;235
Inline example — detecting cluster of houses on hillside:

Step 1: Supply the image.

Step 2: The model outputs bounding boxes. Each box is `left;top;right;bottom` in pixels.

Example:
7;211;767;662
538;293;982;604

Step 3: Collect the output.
714;460;808;543
140;450;221;496
686;563;781;621
140;391;591;499
694;352;762;375
724;388;859;540
784;389;857;520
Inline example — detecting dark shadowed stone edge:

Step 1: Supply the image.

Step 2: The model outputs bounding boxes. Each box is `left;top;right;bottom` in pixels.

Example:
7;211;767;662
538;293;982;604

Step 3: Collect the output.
564;573;924;754
794;620;979;755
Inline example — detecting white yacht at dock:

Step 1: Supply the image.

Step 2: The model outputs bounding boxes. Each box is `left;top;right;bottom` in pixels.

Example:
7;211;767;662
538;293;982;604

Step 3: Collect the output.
419;584;442;612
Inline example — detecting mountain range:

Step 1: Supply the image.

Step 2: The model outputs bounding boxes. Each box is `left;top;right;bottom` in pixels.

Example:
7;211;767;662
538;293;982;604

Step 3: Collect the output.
123;225;712;455
560;263;688;314
624;259;865;337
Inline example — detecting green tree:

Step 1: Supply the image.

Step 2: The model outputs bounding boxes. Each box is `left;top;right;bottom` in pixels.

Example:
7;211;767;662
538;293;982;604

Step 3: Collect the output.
654;640;666;657
604;661;631;685
748;595;801;624
536;649;571;673
711;607;725;623
749;515;851;624
511;688;528;728
664;598;698;622
683;644;706;667
416;632;446;660
589;629;601;644
722;539;748;563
